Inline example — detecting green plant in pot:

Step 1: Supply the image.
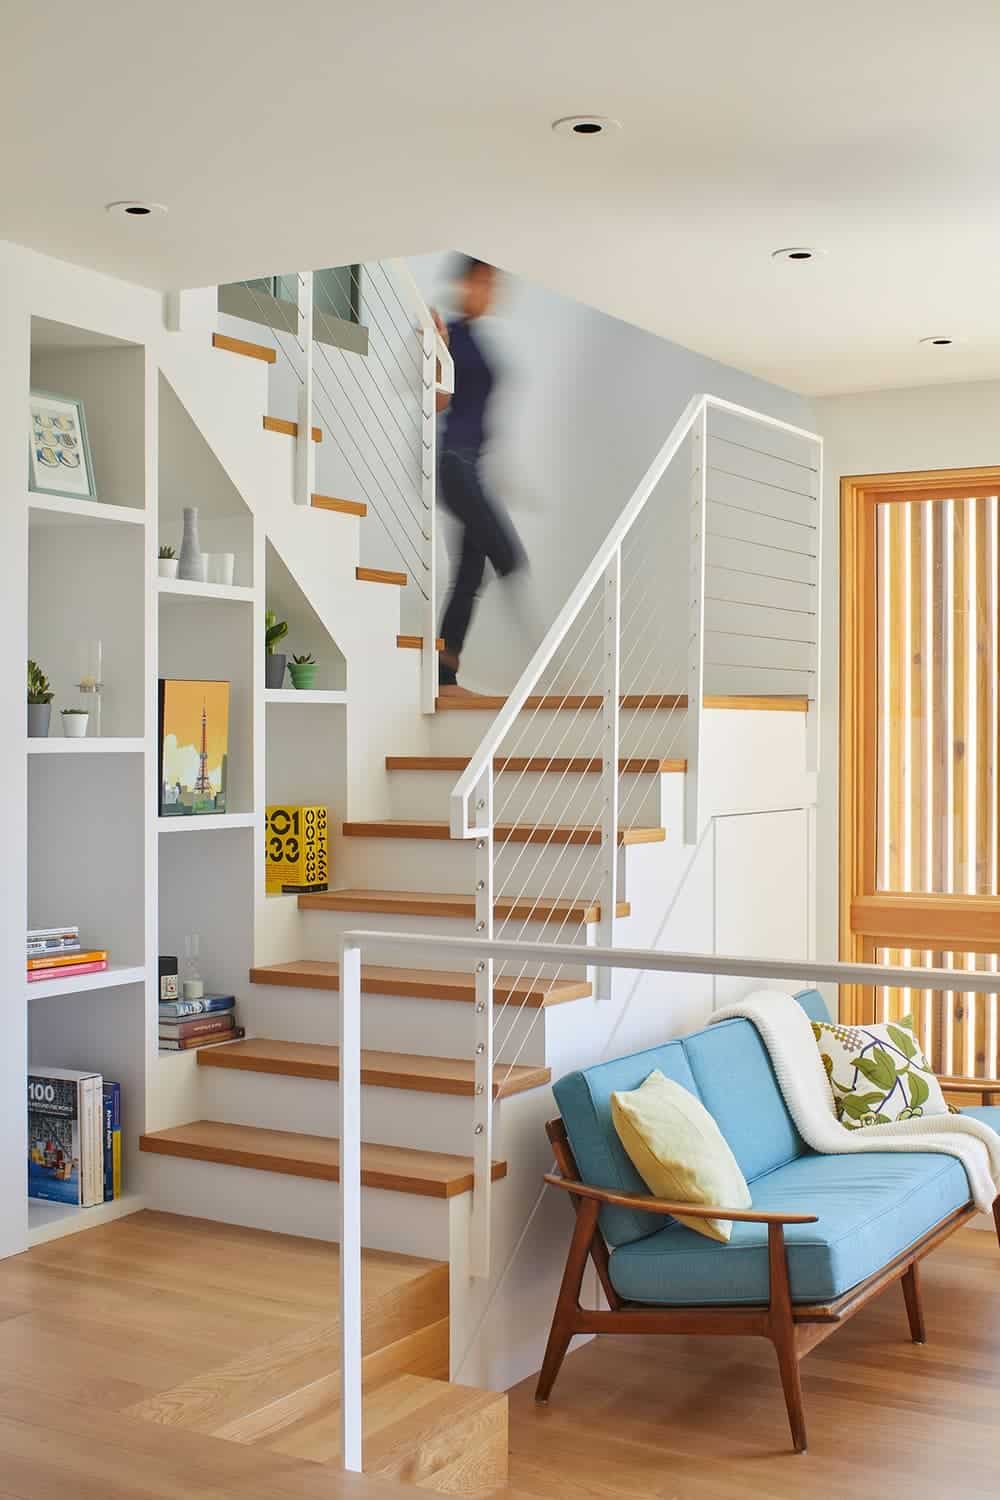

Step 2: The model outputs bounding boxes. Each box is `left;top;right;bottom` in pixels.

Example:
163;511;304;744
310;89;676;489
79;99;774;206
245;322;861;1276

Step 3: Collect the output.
265;610;288;689
288;653;318;690
60;707;89;739
27;659;54;738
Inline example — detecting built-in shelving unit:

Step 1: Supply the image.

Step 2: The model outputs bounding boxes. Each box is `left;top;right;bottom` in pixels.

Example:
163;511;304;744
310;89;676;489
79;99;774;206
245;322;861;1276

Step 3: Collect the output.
264;688;347;706
158;812;258;834
27;737;146;755
27;962;148;1002
28;1192;147;1248
157;578;256;604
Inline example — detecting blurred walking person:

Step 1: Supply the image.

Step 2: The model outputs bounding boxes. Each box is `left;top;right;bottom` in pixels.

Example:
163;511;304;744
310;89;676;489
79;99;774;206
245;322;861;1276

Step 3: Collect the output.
433;258;526;696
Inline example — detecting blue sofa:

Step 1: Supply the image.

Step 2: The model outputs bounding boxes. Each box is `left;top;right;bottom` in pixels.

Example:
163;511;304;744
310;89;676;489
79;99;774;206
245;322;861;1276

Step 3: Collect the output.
538;990;1000;1452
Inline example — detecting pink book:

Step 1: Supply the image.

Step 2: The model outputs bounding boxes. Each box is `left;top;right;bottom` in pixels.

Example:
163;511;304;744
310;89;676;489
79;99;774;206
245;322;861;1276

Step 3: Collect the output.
27;959;109;983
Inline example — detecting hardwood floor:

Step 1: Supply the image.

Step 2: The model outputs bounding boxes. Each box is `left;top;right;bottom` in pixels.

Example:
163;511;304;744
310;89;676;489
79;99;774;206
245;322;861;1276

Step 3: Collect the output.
2;1215;997;1497
0;1210;502;1499
504;1228;1000;1498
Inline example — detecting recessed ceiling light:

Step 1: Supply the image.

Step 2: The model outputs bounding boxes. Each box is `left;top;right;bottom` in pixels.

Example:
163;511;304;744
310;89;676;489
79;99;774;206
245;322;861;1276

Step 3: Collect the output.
772;246;820;262
920;335;954;347
105;200;167;218
551;115;621;137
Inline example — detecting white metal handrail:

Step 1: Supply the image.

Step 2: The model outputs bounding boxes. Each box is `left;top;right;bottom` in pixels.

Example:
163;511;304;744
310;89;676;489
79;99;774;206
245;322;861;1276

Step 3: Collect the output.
337;927;1000;1472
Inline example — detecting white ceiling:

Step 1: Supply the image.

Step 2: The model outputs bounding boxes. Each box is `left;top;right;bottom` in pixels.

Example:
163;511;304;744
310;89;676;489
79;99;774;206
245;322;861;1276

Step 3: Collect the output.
5;1;1000;396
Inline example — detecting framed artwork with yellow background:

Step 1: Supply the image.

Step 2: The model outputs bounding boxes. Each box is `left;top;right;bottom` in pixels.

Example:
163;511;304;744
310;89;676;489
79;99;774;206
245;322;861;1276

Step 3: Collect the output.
158;679;230;817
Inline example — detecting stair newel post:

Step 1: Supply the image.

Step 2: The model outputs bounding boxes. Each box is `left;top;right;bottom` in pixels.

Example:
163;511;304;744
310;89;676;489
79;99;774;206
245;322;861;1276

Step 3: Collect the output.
685;402;708;845
470;763;494;1279
421;320;438;714
596;548;622;998
294;271;314;506
338;934;363;1474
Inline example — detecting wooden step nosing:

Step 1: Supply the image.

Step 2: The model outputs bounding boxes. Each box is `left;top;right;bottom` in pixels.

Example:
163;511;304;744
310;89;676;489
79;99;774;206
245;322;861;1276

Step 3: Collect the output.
212;332;277;364
341;820;665;847
138;1125;507;1198
384;755;686;774
396;635;445;651
300;888;630;924
357;566;407;587
263;415;323;443
197;1042;551;1099
311;493;367;518
247;961;591;1008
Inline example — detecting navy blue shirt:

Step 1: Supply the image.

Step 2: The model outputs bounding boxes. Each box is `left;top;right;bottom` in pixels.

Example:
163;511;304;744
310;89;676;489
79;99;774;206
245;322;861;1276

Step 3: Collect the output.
441;319;494;456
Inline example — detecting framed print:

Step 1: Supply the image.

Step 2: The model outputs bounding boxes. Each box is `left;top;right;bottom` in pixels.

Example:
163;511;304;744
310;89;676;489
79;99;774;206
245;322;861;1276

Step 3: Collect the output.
29;390;97;500
158;679;231;817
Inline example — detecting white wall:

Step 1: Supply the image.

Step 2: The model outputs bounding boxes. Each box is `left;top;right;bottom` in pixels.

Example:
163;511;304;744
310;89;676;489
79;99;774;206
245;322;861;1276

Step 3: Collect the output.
813;378;1000;972
408;253;815;692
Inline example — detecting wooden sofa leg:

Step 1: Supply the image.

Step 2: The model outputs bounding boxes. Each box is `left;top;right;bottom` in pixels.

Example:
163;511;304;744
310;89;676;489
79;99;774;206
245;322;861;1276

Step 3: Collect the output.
536;1196;600;1404
767;1223;808;1453
993;1195;1000;1251
901;1262;926;1343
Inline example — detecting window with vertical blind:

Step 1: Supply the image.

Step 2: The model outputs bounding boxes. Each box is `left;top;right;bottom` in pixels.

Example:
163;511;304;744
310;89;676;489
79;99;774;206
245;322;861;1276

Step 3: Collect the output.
841;468;1000;1082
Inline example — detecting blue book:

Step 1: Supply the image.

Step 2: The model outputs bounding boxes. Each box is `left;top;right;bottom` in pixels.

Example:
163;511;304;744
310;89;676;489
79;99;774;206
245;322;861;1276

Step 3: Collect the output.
158;993;235;1020
102;1082;121;1201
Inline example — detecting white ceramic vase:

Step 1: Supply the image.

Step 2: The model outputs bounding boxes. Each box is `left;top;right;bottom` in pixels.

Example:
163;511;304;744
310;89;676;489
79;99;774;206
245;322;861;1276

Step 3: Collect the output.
178;507;206;582
158;557;179;579
61;713;89;739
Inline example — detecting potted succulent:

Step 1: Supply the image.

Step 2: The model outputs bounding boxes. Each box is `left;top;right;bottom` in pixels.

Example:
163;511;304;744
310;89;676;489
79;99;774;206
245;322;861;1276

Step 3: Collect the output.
265;610;288;689
60;708;89;739
158;545;179;580
27;660;53;738
288;652;318;690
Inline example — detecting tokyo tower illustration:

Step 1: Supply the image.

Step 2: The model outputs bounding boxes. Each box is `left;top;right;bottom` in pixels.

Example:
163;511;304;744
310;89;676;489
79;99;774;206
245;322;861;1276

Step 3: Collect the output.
193;699;213;796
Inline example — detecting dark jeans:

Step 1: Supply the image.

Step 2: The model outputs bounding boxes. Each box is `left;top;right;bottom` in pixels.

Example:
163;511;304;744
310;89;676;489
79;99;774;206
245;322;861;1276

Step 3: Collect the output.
438;449;524;685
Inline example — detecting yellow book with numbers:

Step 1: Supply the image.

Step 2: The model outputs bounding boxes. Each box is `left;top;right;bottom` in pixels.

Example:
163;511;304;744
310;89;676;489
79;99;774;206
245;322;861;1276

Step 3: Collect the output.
265;805;329;894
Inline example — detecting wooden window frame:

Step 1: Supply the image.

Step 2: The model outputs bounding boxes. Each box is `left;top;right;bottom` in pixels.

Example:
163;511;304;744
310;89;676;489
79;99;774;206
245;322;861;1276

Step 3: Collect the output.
840;465;1000;1024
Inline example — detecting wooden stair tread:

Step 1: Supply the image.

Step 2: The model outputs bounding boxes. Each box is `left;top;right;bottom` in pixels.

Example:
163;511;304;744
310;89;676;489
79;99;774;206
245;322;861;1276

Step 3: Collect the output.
139;1120;506;1198
342;819;665;846
198;1038;551;1099
352;1373;507;1489
212;332;276;364
302;886;629;924
357;566;407;587
385;753;686;774
396;634;445;651
249;958;590;1008
435;691;808;712
311;492;367;517
263;415;323;443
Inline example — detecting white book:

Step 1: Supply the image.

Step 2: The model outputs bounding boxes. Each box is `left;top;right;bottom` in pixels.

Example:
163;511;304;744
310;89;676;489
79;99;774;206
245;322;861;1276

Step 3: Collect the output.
28;1066;103;1208
27;926;80;941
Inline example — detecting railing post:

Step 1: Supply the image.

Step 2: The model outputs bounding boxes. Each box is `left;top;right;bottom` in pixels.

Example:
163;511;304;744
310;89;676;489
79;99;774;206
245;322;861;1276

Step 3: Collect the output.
596;548;622;996
421;321;438;714
294;271;314;506
806;436;823;773
685;406;707;845
469;764;494;1279
338;935;363;1473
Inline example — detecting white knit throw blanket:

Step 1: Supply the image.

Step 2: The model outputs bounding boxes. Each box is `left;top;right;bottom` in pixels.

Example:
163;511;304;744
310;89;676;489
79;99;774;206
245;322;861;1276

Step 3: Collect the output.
710;991;1000;1213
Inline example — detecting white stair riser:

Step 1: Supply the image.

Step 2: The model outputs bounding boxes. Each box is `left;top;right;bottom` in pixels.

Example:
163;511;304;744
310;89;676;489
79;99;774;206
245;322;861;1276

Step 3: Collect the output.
141;1152;455;1260
336;833;629;899
242;982;551;1065
427;705;691;759
198;1064;500;1157
297;906;597;961
388;769;678;828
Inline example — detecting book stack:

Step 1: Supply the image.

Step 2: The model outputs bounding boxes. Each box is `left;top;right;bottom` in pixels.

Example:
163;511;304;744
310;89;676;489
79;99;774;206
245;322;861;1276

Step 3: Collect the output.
27;926;109;984
28;1068;122;1207
158;993;243;1052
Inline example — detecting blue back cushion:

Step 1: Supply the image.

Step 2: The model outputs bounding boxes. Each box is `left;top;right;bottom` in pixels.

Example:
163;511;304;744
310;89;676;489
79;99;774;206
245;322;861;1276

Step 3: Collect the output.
552;1039;698;1246
554;988;833;1247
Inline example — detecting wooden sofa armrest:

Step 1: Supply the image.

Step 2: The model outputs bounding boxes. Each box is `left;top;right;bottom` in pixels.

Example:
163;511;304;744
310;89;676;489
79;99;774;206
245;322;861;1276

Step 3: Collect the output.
543;1172;818;1225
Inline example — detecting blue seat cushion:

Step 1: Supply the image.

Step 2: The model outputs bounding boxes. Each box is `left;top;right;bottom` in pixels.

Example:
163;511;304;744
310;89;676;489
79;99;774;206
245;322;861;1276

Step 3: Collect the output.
608;1149;971;1306
958;1104;1000;1133
683;1020;805;1184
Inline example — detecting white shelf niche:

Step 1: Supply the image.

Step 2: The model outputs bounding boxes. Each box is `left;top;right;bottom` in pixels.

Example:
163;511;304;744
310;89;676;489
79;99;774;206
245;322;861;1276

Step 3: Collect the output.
158;812;257;834
264;689;347;706
27;962;147;1001
27;737;145;755
28;493;145;527
266;540;347;692
157;577;256;604
28;1193;146;1247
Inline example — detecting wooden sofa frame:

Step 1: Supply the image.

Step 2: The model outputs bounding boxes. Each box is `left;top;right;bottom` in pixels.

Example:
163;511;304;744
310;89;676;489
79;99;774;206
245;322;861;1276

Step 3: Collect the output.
537;1117;1000;1453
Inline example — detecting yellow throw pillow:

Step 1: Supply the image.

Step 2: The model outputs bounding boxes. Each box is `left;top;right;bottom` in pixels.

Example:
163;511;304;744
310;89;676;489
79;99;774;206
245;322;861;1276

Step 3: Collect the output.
611;1069;751;1243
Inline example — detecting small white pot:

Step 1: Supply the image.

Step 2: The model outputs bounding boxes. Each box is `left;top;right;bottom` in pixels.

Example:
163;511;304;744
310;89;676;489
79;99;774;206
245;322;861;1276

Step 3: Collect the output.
158;558;179;579
61;713;89;739
205;552;236;586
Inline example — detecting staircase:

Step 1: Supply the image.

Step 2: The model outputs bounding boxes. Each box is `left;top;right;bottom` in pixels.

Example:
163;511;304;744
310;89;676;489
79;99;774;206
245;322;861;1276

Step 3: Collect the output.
138;306;820;1483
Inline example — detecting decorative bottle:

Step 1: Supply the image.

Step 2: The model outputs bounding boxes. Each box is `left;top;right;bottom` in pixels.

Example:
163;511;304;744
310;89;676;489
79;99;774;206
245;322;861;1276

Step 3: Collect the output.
177;507;205;582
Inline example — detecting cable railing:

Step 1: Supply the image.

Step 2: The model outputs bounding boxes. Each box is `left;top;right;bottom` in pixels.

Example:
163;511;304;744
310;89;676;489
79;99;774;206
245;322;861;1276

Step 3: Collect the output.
336;927;1000;1472
444;395;822;1272
220;260;452;714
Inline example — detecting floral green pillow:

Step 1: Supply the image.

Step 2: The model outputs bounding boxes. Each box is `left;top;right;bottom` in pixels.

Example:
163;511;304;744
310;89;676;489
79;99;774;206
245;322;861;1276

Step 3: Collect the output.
812;1015;950;1130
